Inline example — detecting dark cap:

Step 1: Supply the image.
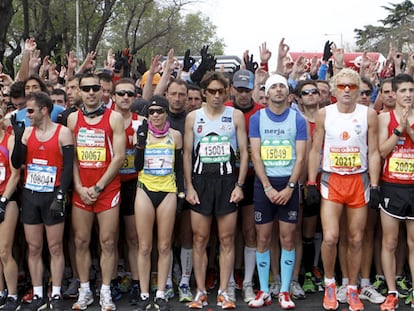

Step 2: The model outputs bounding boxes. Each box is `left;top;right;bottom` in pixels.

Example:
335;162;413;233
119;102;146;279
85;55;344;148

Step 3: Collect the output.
232;69;254;90
148;95;169;112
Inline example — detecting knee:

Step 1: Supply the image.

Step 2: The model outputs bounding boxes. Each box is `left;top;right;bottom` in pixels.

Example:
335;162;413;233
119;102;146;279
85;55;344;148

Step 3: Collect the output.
348;233;363;249
138;243;152;257
49;241;63;258
0;244;12;263
256;234;271;251
382;237;398;253
100;236;116;254
193;233;209;251
157;242;171;257
27;242;43;257
243;227;256;247
323;232;339;248
219;234;235;251
280;234;295;250
74;234;90;251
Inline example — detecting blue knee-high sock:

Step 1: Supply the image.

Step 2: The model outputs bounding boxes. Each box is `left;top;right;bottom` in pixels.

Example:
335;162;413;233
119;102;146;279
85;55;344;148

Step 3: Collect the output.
280;248;295;293
256;250;270;293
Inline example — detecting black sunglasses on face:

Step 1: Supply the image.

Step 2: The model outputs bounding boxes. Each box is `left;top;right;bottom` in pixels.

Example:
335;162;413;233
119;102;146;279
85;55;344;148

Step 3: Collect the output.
360;90;372;96
148;108;166;115
301;88;320;96
80;85;101;92
116;90;135;97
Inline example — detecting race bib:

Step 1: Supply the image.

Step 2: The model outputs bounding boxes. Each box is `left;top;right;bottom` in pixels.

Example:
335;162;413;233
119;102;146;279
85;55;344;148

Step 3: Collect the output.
329;146;361;172
77;128;106;168
0;166;5;184
25;163;57;192
199;135;231;163
144;147;173;176
120;148;136;175
388;155;414;180
261;139;293;167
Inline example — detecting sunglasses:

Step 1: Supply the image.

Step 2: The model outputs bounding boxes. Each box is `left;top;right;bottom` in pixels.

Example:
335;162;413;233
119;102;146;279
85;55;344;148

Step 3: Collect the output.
205;88;226;96
337;84;358;91
80;85;101;92
148;108;166;115
116;90;135;97
301;88;320;96
27;108;35;114
360;90;372;96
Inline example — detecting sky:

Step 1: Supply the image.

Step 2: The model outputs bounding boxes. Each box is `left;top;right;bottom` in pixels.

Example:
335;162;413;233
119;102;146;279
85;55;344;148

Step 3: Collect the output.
183;0;402;62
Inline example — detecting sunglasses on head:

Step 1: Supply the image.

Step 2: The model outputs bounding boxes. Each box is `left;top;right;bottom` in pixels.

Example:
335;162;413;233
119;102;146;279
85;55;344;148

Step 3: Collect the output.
116;90;135;97
360;90;372;96
80;85;101;92
205;88;226;96
337;84;358;91
148;108;166;115
301;88;320;96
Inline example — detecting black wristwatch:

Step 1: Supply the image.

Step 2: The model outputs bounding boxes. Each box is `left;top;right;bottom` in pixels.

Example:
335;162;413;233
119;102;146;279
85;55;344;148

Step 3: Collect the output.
94;185;104;193
0;197;8;204
393;128;402;137
56;190;64;201
288;182;296;189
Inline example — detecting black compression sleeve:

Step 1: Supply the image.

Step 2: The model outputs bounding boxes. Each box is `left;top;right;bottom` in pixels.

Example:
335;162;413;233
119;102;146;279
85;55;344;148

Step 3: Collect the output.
174;149;184;193
134;147;145;172
60;145;74;194
11;143;27;169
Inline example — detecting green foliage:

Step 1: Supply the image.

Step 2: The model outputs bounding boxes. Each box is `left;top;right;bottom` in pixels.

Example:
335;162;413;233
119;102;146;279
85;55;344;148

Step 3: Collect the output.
354;0;414;54
2;0;224;74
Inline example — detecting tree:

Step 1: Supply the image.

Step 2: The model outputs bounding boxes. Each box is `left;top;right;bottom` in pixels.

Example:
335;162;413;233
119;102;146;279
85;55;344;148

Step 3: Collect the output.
354;0;414;54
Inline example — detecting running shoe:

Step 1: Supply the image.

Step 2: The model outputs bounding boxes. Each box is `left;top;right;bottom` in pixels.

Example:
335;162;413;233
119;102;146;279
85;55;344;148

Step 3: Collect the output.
227;282;236;302
135;296;151;311
380;293;398;311
2;297;19;311
248;290;272;308
63;278;80;299
347;288;364;311
337;285;347;304
372;275;388;296
164;284;175;300
242;282;256;303
21;288;33;304
290;280;306;299
129;283;140;306
278;291;295;309
19;295;47;311
312;266;323;286
188;290;208;309
269;280;281;298
396;276;410;298
49;294;65;311
217;290;236;309
302;272;317;293
359;285;385;304
100;288;116;311
72;289;94;310
405;288;413;305
154;297;169;311
323;283;338;310
178;284;193;302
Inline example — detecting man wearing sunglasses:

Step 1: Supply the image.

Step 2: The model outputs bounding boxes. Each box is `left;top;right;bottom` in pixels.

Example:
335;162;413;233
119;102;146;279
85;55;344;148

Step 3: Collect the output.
225;69;265;304
67;73;125;311
183;71;248;309
308;68;381;311
112;77;143;305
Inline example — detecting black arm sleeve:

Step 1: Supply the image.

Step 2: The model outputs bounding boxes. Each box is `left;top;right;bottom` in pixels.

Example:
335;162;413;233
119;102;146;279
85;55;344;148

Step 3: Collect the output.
174;148;184;193
11;143;27;169
134;146;145;172
59;145;74;194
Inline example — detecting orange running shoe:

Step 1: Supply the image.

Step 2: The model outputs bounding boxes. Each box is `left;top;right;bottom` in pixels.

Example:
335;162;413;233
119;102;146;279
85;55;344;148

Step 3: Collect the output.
380;293;398;311
189;290;208;309
323;283;338;310
347;288;364;311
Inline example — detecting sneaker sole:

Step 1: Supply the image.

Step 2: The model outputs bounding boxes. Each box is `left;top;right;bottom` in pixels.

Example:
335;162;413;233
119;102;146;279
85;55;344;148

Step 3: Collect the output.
359;294;385;304
322;302;339;310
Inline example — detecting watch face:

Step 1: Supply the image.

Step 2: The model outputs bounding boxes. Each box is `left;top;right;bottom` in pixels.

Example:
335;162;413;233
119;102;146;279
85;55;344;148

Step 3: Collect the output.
57;194;64;200
289;182;295;189
0;197;6;203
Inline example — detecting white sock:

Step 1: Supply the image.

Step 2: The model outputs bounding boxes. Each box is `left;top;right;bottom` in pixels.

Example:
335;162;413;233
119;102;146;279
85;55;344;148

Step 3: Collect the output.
51;286;61;297
180;248;193;286
342;278;349;286
33;286;43;298
80;282;90;291
243;246;256;285
360;278;370;288
156;290;165;299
